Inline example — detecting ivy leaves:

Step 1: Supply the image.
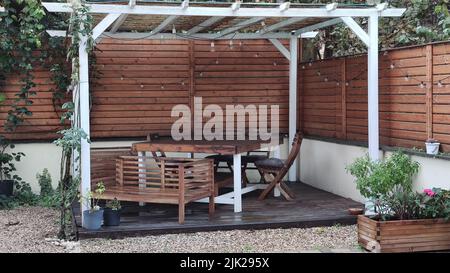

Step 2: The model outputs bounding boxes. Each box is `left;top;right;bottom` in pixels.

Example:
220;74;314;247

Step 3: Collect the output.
0;0;46;131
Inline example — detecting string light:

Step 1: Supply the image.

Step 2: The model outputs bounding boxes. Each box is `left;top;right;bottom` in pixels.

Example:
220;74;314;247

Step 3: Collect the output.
324;77;328;82
273;61;277;66
120;76;124;80
438;80;443;88
419;81;425;88
172;25;176;34
229;40;234;49
404;74;410;81
317;71;321;76
302;65;305;69
336;82;340;86
390;63;395;70
255;53;260;57
215;58;219;64
161;84;165;90
210;41;215;52
199;72;203;77
239;41;243;47
345;82;349;86
140;84;144;88
308;61;312;67
181;81;185;86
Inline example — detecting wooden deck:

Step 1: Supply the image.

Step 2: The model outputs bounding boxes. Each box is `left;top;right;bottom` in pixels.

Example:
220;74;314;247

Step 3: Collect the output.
74;182;362;239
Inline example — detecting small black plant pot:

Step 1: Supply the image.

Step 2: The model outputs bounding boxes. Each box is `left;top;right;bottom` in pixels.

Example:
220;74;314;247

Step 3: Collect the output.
103;208;121;226
0;180;14;197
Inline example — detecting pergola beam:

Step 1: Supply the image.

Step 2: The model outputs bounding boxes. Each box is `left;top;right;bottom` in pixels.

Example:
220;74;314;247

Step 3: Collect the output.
152;15;179;34
92;13;122;40
259;17;307;35
46;30;317;40
294;18;343;35
187;16;225;35
341;17;369;46
215;17;265;38
41;3;406;18
269;39;290;61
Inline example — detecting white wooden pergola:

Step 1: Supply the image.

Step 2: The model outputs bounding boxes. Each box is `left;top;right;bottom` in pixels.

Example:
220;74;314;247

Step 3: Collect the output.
42;1;405;224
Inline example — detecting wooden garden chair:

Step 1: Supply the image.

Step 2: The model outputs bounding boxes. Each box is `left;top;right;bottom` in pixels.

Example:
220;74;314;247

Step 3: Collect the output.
255;132;303;201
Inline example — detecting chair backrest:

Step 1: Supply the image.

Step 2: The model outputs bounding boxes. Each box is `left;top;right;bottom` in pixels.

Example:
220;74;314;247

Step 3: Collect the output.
274;132;303;181
147;133;167;158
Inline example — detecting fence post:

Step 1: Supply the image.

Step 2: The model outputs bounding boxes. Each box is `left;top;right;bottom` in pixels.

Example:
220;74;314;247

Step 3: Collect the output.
426;44;434;140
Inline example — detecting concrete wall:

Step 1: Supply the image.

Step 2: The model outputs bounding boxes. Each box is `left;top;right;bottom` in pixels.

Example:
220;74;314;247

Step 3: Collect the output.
9;138;450;200
299;138;450;203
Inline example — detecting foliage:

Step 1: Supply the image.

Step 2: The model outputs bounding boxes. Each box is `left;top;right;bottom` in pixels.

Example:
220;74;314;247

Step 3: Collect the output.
0;136;24;181
347;151;420;218
0;0;46;131
305;0;450;58
37;168;53;196
80;182;105;212
106;198;121;210
420;188;450;220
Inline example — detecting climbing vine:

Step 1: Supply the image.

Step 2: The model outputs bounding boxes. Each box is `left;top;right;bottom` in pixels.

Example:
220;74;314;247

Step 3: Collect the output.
52;0;94;240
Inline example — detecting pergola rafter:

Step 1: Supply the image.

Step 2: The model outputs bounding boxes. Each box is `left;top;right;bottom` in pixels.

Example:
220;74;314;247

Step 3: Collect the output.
41;1;406;227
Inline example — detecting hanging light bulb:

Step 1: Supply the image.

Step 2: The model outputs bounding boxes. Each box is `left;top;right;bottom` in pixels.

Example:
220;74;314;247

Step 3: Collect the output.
404;75;410;81
161;84;165;90
255;53;260;58
302;65;306;69
200;72;203;77
308;61;312;67
324;77;328;82
419;82;425;88
383;51;388;56
210;41;215;52
438;80;443;88
317;71;321;76
229;40;234;49
390;63;395;70
239;41;243;47
336;82;340;86
215;58;219;64
345;82;349;86
120;76;124;81
273;62;277;66
140;84;144;88
181;81;185;86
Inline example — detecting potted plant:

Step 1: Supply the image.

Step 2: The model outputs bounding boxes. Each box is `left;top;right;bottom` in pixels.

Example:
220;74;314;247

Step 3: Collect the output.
0;136;24;196
347;151;450;252
425;138;440;155
80;182;106;230
104;198;121;226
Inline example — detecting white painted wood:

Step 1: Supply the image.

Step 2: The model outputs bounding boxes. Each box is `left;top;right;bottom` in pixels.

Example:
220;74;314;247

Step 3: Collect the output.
110;14;128;33
376;3;388;11
187;16;225;35
46;30;317;40
92;13;121;40
151;15;179;34
181;0;189;9
269;39;290;61
326;3;338;12
128;0;136;8
294;18;343;35
341;17;369;46
260;17;306;35
41;3;406;18
279;2;291;12
79;29;91;227
215;17;265;38
196;184;267;204
233;153;242;212
368;15;379;161
288;35;298;182
231;1;241;11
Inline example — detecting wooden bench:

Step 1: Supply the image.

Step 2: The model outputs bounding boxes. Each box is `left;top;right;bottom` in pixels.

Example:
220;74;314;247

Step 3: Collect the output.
91;147;135;187
98;155;215;224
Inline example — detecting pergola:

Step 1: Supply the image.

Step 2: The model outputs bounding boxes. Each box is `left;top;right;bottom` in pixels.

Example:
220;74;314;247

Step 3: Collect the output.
42;1;405;222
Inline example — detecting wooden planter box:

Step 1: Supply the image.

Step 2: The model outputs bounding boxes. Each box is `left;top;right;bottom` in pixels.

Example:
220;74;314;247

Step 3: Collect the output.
358;215;450;253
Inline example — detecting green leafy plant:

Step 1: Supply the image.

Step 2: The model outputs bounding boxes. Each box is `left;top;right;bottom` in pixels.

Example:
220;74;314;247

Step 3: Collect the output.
37;168;53;197
106;198;121;211
347;151;420;218
80;182;105;213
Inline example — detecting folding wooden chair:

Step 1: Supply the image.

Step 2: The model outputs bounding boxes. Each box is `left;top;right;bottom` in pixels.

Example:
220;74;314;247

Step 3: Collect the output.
255;132;303;201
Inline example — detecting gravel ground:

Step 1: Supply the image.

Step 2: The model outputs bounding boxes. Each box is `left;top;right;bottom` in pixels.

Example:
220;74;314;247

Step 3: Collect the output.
0;207;360;253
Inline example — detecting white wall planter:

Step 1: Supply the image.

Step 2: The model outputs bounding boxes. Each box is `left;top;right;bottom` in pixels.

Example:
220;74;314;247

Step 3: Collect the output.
425;142;440;155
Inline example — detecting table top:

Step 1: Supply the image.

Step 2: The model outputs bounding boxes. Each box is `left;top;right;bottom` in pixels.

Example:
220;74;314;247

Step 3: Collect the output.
132;138;281;155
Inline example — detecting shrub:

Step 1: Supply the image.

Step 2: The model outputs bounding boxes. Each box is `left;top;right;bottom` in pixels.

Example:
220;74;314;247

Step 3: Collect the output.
347;151;420;219
37;168;53;196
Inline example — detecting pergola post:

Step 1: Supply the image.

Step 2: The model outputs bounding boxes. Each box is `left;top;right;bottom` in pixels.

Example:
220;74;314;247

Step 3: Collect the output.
367;15;379;161
79;30;92;226
288;35;298;181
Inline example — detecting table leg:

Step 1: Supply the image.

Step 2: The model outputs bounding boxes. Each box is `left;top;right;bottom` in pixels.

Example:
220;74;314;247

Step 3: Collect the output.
233;153;242;212
273;145;281;197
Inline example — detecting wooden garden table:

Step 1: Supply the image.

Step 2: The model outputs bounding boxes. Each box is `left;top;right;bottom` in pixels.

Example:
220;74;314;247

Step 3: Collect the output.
132;138;281;212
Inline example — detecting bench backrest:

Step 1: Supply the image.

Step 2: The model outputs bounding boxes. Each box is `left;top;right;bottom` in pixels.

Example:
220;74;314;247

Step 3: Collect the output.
116;156;214;193
91;147;134;187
